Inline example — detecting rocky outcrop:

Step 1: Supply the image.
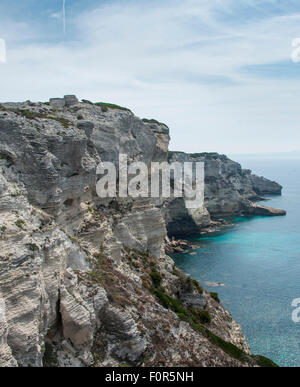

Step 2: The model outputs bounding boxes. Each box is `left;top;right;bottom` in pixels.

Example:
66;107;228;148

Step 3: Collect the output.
165;152;285;236
250;174;282;196
0;98;278;367
244;202;286;216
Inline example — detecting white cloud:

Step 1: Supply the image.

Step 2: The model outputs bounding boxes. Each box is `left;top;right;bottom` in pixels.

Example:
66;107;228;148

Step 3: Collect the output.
49;12;61;20
1;0;300;153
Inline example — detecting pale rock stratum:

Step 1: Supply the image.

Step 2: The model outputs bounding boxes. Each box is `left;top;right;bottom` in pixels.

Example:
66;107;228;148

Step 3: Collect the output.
0;99;282;367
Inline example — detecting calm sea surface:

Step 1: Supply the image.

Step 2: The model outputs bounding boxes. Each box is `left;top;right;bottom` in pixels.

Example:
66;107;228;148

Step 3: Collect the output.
172;158;300;367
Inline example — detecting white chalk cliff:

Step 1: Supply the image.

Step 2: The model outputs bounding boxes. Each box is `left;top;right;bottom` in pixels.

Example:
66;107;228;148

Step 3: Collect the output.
0;97;281;367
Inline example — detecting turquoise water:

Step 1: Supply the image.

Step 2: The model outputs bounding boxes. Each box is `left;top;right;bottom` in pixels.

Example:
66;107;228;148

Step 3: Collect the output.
172;159;300;367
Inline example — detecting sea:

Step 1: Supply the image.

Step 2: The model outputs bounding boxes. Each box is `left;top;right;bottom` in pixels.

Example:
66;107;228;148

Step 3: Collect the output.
172;158;300;367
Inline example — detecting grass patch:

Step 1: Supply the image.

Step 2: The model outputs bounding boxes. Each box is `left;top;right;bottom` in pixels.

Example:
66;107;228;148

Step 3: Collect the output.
15;109;45;120
95;102;131;112
2;108;72;128
152;286;277;366
150;269;162;287
48;116;72;128
152;288;186;316
205;328;248;362
87;270;102;283
192;309;211;324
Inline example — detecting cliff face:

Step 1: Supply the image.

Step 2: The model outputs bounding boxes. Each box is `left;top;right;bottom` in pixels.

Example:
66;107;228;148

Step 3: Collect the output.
0;98;278;367
165;152;285;236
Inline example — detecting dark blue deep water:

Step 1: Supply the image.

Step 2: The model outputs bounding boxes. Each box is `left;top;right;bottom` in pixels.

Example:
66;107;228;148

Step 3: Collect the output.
172;158;300;367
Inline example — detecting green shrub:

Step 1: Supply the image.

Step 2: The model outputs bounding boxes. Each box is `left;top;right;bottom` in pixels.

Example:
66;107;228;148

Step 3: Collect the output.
152;289;186;316
150;270;162;287
95;102;131;112
12;109;46;120
206;329;248;362
18;109;42;119
151;287;278;367
210;292;220;303
81;99;94;105
43;342;58;367
252;355;279;368
0;153;10;161
197;310;211;324
188;307;211;324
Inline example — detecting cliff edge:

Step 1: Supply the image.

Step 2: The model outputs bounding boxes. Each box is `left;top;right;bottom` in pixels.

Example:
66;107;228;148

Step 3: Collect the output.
0;97;278;367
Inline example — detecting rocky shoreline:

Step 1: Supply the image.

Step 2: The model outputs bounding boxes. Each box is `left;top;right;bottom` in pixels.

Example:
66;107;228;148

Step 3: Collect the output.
163;152;285;237
0;96;281;367
165;206;285;254
165;237;200;254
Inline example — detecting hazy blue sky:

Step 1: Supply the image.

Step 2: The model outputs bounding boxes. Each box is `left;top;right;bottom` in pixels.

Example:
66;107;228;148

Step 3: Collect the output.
1;0;300;154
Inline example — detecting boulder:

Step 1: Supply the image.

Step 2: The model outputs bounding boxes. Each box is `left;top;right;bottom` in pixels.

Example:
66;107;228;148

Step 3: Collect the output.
60;285;94;350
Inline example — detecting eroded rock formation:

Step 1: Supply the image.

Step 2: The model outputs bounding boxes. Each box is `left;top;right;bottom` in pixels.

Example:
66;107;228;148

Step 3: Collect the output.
165;152;285;235
0;99;279;367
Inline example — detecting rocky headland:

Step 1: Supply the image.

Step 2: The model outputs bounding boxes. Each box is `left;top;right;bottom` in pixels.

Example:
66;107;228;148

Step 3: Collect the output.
164;151;285;236
0;96;282;367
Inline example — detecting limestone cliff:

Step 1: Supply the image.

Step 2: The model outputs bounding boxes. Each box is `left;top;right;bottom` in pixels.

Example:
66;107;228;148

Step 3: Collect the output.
0;97;278;367
165;152;285;236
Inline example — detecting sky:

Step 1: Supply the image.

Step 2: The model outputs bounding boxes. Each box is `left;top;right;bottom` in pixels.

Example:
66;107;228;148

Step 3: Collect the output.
1;0;300;154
